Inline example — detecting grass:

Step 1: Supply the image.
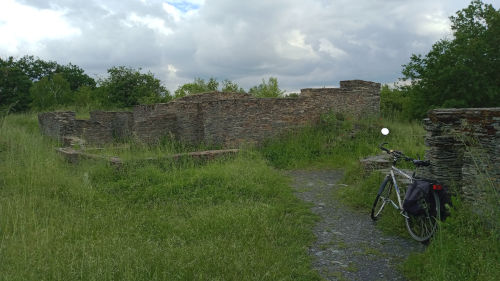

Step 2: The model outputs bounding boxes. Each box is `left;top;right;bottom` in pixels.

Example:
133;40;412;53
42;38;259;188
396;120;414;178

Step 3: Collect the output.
1;111;498;280
403;198;500;281
0;113;321;280
260;112;499;281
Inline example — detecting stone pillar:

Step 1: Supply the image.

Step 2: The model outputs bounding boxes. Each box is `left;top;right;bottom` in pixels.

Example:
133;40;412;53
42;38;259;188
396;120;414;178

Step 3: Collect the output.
424;108;500;198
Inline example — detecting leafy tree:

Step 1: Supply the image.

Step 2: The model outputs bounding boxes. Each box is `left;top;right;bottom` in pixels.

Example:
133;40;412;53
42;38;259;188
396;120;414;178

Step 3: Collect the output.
221;79;245;93
379;84;412;119
73;85;100;109
0;57;32;112
30;73;72;110
174;78;219;98
14;55;58;82
98;66;170;107
1;55;97;111
401;0;500;118
248;77;285;98
174;77;246;99
56;63;96;91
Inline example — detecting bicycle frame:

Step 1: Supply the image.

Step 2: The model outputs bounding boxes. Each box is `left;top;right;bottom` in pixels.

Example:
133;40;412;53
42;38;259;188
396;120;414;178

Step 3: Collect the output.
387;165;414;216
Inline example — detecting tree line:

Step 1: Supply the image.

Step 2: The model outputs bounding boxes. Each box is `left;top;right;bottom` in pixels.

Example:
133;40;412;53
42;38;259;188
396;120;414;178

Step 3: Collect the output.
1;1;498;119
0;56;286;113
381;0;499;119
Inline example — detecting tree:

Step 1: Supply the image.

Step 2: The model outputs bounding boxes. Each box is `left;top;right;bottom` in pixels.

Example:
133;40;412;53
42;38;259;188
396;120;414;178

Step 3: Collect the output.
379;84;412;119
174;78;246;99
98;66;170;107
15;55;58;82
0;57;32;112
30;73;72;110
401;0;500;118
56;63;96;91
174;78;219;98
248;77;285;98
221;79;245;93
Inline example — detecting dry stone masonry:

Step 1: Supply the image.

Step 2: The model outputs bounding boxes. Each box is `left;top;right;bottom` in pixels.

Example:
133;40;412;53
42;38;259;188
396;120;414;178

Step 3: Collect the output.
38;80;381;146
423;108;500;200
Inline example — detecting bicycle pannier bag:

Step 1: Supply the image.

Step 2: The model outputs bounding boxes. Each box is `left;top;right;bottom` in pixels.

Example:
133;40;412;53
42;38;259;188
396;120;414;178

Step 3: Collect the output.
403;180;431;215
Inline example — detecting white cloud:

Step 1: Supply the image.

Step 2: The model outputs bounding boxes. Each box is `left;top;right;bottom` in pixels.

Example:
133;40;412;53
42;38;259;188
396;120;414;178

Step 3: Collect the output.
416;13;451;37
275;30;318;60
0;0;80;52
318;38;348;59
162;2;182;22
125;13;173;36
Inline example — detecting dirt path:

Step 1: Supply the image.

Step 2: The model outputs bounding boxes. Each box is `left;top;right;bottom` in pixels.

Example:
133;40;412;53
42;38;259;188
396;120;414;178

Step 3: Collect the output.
289;170;424;281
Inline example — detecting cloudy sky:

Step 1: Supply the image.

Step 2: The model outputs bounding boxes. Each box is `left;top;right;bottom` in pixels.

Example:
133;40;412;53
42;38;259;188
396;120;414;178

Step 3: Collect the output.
1;0;498;93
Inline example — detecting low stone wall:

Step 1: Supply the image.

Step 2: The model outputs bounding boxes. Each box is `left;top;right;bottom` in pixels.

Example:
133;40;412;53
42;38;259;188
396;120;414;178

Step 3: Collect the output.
423;108;500;200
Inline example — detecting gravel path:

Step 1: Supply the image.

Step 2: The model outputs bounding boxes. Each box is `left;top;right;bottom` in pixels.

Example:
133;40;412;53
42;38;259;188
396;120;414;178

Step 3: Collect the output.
288;170;424;281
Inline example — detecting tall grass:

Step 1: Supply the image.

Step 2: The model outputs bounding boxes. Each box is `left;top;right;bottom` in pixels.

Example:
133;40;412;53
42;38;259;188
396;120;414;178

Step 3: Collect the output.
260;113;426;170
402;143;500;281
0;113;320;280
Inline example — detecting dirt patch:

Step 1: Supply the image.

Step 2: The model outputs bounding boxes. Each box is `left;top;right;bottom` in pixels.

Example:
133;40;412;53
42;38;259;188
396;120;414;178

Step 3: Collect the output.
288;170;424;281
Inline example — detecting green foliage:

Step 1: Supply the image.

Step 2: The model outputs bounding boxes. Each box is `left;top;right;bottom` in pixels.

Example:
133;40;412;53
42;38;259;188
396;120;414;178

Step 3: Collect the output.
402;0;500;118
221;79;245;93
260;112;425;169
379;84;412;120
98;66;171;107
0;113;320;280
14;55;58;81
174;78;245;99
403;199;500;281
0;57;32;112
29;73;73;110
249;77;285;98
55;63;96;91
174;77;219;98
0;55;97;112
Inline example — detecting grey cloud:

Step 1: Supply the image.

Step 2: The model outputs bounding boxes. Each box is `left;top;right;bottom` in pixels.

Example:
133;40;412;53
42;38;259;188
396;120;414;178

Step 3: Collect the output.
4;0;488;92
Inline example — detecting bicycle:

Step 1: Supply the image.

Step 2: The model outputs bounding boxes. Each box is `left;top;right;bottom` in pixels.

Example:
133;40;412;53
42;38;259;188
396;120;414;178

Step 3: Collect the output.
370;143;441;242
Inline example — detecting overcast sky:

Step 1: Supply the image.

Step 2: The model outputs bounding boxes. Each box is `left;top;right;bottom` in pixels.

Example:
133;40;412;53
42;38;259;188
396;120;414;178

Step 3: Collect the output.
1;0;498;93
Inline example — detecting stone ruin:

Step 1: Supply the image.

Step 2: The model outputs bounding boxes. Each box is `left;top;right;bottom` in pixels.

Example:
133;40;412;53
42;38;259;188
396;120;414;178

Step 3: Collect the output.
424;108;500;200
38;82;499;205
38;80;381;147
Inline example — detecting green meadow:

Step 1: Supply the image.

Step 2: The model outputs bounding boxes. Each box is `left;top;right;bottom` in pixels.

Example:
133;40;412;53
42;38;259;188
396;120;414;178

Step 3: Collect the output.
1;112;498;281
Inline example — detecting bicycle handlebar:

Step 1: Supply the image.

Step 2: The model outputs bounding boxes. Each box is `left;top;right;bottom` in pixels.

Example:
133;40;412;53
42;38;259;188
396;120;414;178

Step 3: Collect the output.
379;143;430;167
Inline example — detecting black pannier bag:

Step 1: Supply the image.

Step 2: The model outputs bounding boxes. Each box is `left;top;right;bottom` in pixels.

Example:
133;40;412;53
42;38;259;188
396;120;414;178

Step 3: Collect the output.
403;180;432;216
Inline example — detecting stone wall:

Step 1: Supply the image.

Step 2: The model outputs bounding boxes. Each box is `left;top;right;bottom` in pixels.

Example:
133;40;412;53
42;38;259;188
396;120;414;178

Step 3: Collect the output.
38;111;133;145
38;111;77;141
38;79;381;146
423;108;500;199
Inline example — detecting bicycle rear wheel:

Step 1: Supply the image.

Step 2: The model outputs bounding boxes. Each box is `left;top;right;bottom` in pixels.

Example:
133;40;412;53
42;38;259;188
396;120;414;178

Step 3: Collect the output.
371;176;393;221
405;191;441;242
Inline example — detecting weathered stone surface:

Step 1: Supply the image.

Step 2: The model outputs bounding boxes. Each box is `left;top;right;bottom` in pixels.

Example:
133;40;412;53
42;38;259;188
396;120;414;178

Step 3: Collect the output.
56;147;239;166
360;154;392;172
424;108;500;200
39;80;380;147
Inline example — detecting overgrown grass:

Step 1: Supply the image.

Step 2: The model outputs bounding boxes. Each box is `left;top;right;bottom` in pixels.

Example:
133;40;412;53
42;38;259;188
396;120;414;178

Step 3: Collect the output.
260;113;426;170
2;111;498;281
403;198;500;281
0;113;320;280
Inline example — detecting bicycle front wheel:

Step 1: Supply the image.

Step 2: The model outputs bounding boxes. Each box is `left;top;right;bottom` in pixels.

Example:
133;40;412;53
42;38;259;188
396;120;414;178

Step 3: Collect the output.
371;176;393;221
405;191;441;242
